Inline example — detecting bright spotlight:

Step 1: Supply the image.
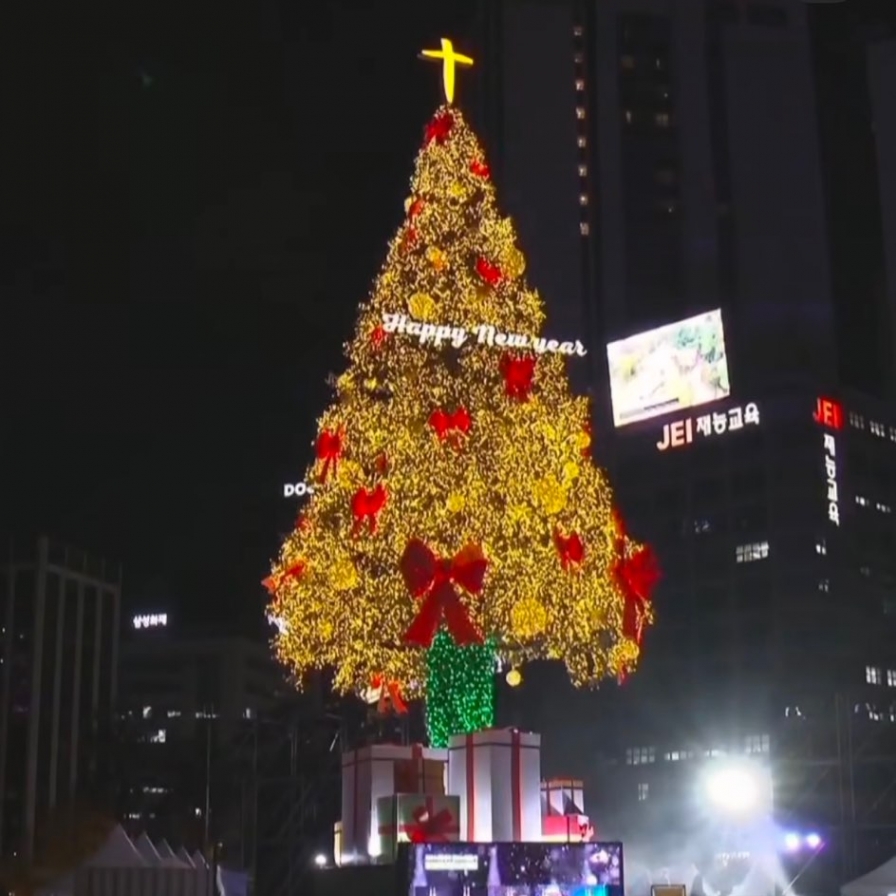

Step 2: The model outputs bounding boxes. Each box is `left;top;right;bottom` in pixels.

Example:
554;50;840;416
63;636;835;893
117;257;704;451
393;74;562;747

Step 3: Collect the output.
313;853;327;868
805;833;822;850
783;833;801;852
704;763;765;815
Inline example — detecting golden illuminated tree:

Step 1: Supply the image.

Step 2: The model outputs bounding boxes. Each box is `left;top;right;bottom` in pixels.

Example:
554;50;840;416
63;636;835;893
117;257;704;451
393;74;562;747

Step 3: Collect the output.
266;43;658;746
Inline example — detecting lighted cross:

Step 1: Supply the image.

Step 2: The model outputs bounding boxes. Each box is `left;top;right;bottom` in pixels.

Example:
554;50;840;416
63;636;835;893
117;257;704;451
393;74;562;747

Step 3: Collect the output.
419;38;473;105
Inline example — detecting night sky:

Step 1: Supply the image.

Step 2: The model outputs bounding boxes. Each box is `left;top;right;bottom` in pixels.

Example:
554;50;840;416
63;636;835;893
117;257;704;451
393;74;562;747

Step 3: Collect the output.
4;0;475;631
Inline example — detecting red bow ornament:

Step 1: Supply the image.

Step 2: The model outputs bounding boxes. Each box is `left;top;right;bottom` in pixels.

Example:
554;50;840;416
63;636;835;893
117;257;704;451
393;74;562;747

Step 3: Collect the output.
470;159;491;179
425;111;454;146
501;353;536;401
554;530;585;570
370;673;407;715
371;324;387;349
401;539;488;647
351;484;388;535
408;803;457;844
428;406;471;445
315;427;344;482
261;560;305;596
476;257;503;286
612;512;660;645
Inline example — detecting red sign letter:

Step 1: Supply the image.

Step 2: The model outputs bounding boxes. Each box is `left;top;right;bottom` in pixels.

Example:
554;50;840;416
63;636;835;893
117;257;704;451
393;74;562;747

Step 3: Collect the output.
813;398;843;430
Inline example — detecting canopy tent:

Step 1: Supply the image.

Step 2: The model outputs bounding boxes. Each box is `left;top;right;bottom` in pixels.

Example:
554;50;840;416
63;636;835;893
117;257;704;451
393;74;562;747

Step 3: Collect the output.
842;855;896;896
83;825;145;868
134;832;161;865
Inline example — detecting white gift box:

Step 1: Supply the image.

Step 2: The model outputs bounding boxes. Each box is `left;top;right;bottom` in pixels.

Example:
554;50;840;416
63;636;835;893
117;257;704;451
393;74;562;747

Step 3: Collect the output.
541;777;585;816
339;743;447;862
446;728;542;842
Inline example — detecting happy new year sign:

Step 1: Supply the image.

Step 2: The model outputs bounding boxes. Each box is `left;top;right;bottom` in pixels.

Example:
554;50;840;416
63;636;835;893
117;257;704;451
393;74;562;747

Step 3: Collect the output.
382;312;588;356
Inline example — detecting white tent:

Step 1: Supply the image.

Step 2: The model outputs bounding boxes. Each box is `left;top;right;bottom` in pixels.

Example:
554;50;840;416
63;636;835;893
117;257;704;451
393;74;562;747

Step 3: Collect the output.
134;832;161;864
83;825;145;868
177;847;196;867
842;855;896;896
192;850;207;868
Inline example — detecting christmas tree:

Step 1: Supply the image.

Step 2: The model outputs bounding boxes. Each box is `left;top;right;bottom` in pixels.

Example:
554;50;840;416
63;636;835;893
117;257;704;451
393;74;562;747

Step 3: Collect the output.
265;39;658;747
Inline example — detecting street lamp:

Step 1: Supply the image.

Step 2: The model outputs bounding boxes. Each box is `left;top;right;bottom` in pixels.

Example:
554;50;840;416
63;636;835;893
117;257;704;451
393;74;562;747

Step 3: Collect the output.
313;853;327;868
702;760;771;819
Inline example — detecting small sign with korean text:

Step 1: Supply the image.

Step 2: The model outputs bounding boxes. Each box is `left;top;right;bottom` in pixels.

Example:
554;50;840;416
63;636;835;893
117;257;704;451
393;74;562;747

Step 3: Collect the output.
657;403;760;451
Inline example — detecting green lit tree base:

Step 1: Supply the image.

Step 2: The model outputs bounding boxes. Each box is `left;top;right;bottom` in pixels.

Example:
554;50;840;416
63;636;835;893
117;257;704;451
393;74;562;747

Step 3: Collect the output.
425;629;497;747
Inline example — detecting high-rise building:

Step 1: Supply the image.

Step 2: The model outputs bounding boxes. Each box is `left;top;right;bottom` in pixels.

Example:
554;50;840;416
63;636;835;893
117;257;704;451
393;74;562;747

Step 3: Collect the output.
474;0;896;885
0;536;121;861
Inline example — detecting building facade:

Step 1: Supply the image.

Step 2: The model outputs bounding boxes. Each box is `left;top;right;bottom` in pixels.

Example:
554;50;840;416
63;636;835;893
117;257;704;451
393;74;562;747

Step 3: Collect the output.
117;630;288;853
0;536;121;861
474;0;896;887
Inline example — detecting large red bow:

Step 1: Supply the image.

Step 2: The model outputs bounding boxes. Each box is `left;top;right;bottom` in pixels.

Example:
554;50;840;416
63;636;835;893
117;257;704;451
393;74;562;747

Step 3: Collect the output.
352;484;388;535
554;530;585;569
612;511;660;644
501;354;536;401
370;673;407;715
401;539;487;647
261;561;305;596
470;159;491;179
408;803;457;843
428;406;471;443
315;427;344;482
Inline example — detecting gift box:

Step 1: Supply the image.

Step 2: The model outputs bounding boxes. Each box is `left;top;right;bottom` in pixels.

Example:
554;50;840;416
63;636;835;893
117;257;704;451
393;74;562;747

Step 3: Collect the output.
447;728;541;842
340;743;447;861
542;813;594;843
374;794;460;860
541;777;585;816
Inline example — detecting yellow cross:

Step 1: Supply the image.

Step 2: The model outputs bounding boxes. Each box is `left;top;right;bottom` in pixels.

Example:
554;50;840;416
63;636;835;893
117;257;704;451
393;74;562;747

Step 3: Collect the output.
419;38;473;105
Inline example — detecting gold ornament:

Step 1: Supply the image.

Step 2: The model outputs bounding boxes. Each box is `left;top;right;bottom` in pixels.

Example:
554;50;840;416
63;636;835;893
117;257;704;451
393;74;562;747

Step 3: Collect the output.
506;668;522;687
563;461;580;483
532;475;567;515
408;292;437;320
446;492;466;513
404;196;414;213
426;246;448;270
575;430;592;452
332;557;359;591
449;181;466;199
503;246;526;279
511;597;548;640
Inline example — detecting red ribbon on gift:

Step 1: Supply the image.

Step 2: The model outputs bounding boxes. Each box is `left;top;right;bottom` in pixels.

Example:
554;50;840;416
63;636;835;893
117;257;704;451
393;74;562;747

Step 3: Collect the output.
554;530;585;570
370;673;407;715
401;539;487;647
408;802;457;843
315;427;344;482
500;353;536;401
352;484;388;535
428;406;471;443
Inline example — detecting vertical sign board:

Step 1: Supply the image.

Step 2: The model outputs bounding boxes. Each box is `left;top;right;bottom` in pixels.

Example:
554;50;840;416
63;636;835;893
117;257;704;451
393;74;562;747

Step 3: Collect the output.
813;397;843;527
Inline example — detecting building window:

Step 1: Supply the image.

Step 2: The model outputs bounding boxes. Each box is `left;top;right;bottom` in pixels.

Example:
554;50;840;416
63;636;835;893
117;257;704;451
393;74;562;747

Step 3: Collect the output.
889;426;896;442
574;52;584;64
818;579;830;593
579;222;590;236
816;539;827;555
735;541;769;563
849;412;865;429
870;421;886;437
637;782;649;802
887;669;896;687
142;706;152;719
876;502;892;514
579;194;588;206
655;112;671;127
578;164;588;177
694;518;711;534
867;666;882;685
856;495;869;507
577;136;587;148
624;109;633;125
625;746;656;765
744;734;770;754
149;729;167;744
860;565;871;577
576;107;586;120
166;709;181;718
573;25;584;37
575;78;585;91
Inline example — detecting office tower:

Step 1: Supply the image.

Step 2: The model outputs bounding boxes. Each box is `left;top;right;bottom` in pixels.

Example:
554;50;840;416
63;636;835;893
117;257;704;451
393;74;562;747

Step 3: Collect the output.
475;0;896;882
0;536;121;861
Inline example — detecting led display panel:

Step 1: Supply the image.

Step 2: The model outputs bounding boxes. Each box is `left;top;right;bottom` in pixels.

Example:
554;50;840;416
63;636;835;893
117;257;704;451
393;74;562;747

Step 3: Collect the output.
403;841;624;896
607;310;730;427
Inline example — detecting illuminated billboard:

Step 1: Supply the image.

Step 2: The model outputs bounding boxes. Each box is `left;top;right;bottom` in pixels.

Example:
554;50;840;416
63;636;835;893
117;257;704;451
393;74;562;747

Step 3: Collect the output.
607;309;731;427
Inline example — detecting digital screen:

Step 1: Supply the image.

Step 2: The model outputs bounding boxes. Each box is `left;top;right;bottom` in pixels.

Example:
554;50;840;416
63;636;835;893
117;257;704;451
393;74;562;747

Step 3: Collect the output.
403;841;624;896
606;310;730;427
